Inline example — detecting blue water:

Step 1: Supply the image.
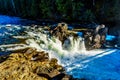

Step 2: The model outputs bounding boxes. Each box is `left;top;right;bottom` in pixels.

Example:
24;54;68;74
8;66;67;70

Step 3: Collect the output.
77;32;83;37
0;15;20;24
0;15;25;45
0;15;116;45
0;15;40;25
106;35;116;41
0;15;119;79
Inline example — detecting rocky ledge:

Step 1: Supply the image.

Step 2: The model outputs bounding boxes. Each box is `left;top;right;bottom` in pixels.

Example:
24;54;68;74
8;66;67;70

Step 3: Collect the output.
0;47;79;80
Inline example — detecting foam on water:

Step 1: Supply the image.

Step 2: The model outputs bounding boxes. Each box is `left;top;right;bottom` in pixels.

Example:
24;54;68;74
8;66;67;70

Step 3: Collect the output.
0;24;120;79
25;28;86;60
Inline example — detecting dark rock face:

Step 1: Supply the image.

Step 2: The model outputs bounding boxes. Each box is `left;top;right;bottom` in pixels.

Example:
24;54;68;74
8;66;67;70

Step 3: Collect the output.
84;29;94;50
84;24;108;50
94;24;108;47
0;55;8;63
109;25;120;47
50;23;108;50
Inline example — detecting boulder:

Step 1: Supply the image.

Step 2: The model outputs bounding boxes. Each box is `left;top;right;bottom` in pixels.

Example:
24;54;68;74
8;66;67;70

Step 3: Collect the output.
93;24;108;48
84;29;94;50
84;24;108;50
92;34;101;49
50;22;69;43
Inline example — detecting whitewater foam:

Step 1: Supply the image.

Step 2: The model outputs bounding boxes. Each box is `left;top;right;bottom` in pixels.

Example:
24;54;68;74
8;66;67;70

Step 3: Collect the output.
1;24;120;79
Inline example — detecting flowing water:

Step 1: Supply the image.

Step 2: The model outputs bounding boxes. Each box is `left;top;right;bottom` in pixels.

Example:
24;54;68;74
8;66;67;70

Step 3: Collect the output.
24;26;87;64
0;15;120;79
0;24;88;74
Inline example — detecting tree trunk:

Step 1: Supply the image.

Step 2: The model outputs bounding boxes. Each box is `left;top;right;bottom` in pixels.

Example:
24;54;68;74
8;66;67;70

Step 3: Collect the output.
11;0;16;14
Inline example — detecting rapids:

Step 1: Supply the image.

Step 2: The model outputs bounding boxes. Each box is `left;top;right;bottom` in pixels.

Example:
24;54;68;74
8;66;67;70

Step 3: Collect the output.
0;24;120;79
24;26;87;64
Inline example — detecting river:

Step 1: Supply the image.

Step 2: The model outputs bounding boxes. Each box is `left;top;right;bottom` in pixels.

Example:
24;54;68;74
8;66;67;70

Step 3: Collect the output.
0;15;120;80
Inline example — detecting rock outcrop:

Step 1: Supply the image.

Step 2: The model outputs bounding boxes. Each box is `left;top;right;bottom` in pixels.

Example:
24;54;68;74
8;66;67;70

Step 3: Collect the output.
84;29;94;50
50;23;108;50
50;22;69;43
84;24;108;50
0;47;77;80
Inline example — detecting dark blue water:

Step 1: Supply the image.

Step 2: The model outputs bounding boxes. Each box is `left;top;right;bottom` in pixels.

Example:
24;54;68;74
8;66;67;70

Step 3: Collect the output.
0;15;116;45
0;15;45;25
0;15;20;24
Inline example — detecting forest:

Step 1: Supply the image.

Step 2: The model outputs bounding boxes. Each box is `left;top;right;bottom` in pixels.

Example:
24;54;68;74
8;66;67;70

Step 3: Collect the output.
0;0;120;25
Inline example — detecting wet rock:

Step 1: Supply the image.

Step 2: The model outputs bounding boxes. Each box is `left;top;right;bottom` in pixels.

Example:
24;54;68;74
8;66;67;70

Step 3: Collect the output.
31;51;49;61
49;58;64;71
0;47;77;80
50;22;69;43
92;34;101;49
0;55;8;63
93;24;108;48
84;24;108;50
25;47;37;54
84;29;94;50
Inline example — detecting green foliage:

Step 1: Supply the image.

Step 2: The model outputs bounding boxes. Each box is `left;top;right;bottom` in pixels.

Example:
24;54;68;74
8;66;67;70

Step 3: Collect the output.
95;0;120;22
39;0;56;18
72;1;84;19
30;0;37;17
0;0;119;22
82;9;95;22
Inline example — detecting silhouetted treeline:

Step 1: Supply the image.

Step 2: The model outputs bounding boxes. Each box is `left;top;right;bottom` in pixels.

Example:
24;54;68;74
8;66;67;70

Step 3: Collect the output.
0;0;120;23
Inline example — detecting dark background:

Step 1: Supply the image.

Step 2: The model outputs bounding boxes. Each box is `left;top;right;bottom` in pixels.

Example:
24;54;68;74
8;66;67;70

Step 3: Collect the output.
0;0;120;28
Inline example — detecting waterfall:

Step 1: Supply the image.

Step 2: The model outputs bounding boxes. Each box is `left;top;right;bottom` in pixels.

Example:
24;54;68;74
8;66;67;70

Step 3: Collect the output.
63;36;86;53
0;24;87;73
0;24;86;64
1;24;119;79
23;27;86;64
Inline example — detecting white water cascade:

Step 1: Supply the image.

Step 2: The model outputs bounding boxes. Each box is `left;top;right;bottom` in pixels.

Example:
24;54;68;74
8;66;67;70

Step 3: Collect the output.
1;25;120;80
25;28;86;64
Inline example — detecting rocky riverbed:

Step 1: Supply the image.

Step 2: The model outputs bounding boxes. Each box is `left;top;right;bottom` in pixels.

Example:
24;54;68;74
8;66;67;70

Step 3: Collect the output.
0;23;86;80
0;47;79;80
0;19;120;80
